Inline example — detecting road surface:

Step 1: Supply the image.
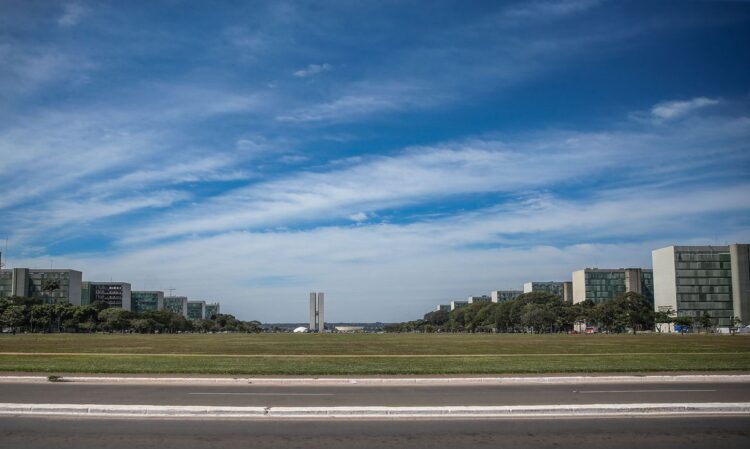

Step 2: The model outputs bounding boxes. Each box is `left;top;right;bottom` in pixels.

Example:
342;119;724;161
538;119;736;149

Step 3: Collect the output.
1;415;748;449
1;380;748;406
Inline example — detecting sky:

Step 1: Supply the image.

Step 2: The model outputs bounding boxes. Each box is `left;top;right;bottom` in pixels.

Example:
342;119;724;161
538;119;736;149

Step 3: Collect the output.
1;0;749;323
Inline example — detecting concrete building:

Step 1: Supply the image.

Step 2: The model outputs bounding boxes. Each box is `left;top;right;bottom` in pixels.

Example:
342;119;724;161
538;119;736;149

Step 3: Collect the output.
563;281;573;303
187;300;205;320
131;291;164;313
467;295;492;304
450;300;468;311
164;296;188;317
0;268;82;305
653;244;750;327
523;281;567;298
204;303;220;319
81;282;131;310
572;268;653;304
490;290;523;303
309;292;325;332
435;304;451;312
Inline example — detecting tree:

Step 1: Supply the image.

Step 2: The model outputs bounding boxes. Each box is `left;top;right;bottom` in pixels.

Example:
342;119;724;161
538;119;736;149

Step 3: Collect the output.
521;303;555;333
40;278;61;303
1;305;26;333
98;308;131;332
90;300;110;312
423;310;449;326
673;316;694;333
699;311;713;332
244;320;263;333
29;304;54;333
654;308;674;333
619;292;654;334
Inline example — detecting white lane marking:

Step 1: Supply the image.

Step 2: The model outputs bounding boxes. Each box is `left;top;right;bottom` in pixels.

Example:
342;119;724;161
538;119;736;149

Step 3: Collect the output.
188;392;335;396
575;389;716;394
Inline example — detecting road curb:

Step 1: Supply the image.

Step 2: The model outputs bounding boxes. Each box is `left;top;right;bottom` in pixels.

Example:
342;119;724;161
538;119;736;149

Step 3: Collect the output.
1;402;749;418
1;374;749;385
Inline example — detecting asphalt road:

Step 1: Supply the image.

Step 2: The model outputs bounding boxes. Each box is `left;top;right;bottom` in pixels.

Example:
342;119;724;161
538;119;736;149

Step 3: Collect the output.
1;415;748;449
1;381;749;406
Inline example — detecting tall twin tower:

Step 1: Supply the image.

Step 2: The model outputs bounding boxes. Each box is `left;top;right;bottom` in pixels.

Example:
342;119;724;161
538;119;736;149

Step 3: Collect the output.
309;292;325;333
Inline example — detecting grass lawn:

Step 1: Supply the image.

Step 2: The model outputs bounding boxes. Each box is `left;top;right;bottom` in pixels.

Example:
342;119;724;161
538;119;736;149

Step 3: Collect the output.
1;333;749;375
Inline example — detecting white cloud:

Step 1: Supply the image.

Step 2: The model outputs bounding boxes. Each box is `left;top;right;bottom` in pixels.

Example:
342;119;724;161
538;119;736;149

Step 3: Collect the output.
119;110;750;245
503;0;601;20
58;2;86;27
277;94;397;122
276;82;442;123
293;63;332;78
9;181;749;322
348;212;369;222
651;97;719;120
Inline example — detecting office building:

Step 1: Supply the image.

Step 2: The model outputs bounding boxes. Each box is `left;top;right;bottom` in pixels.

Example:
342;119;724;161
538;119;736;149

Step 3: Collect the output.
490;290;523;302
653;244;750;327
523;281;567;298
187;300;206;320
562;281;573;303
572;268;653;304
450;300;468;311
309;292;325;332
81;282;131;310
131;291;164;313
204;303;220;319
164;296;188;317
467;295;492;304
0;268;82;305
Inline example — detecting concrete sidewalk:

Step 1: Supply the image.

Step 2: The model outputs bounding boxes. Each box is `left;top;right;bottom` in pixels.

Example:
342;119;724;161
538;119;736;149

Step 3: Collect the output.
2;374;749;385
1;402;749;418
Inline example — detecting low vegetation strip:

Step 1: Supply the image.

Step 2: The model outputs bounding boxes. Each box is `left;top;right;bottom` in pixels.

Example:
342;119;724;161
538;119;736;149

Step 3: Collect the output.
0;334;749;375
0;351;747;358
2;333;750;356
1;353;749;375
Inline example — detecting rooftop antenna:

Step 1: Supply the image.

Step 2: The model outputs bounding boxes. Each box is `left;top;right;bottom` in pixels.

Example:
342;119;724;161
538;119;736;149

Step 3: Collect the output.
167;287;176;297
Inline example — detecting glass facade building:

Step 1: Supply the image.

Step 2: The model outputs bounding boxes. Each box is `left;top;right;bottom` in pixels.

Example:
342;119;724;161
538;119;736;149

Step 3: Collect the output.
204;303;220;319
0;270;12;298
490;290;523;302
164;296;188;317
81;282;131;310
467;295;492;304
653;245;750;328
0;268;82;305
572;268;653;305
187;300;205;320
523;281;566;298
131;291;164;313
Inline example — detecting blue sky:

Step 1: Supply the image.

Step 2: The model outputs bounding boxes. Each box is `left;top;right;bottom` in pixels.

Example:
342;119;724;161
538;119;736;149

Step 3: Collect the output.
1;0;749;322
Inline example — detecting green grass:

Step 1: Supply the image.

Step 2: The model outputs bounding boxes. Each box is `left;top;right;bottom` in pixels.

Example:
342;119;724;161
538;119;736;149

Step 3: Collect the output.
1;333;749;375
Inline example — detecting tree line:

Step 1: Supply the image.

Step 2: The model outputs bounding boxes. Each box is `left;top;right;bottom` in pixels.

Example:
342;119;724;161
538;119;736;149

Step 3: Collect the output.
0;296;262;334
384;292;694;334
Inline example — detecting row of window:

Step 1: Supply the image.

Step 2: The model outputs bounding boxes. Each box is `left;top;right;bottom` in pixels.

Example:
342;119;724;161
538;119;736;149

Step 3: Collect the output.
676;269;732;277
677;278;731;286
677;285;731;294
678;300;734;310
676;261;732;270
676;252;731;262
677;293;731;301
